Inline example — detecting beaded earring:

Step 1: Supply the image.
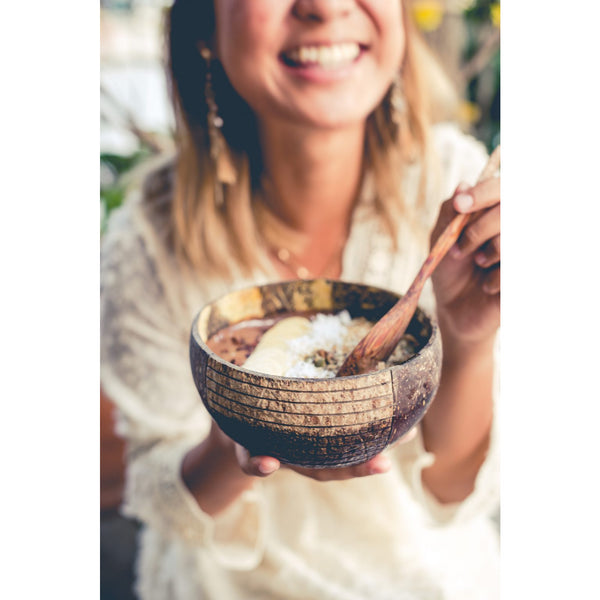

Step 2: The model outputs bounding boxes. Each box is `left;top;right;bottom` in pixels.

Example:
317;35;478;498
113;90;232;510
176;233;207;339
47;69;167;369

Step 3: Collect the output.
200;47;236;206
389;73;407;127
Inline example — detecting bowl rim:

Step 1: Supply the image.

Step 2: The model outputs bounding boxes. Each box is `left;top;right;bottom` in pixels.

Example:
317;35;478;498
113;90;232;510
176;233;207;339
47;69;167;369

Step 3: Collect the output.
190;278;439;382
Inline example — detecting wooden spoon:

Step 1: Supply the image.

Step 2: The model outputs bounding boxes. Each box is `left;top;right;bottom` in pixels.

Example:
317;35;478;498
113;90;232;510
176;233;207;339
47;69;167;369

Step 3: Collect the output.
337;146;501;377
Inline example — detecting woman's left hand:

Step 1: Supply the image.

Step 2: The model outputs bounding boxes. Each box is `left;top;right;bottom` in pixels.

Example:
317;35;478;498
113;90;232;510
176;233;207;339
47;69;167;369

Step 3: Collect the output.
430;176;500;355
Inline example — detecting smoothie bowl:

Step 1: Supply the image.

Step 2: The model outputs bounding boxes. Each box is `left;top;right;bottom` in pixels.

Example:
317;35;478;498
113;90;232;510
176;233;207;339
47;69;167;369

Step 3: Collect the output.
189;279;441;468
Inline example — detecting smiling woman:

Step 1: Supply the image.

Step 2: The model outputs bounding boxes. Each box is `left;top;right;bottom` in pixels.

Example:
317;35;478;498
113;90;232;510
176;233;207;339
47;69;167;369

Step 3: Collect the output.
167;0;445;278
101;0;501;598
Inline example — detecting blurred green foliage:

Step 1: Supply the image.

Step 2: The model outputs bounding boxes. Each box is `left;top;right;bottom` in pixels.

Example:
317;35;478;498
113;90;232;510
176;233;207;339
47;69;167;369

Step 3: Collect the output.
463;0;500;151
100;149;151;234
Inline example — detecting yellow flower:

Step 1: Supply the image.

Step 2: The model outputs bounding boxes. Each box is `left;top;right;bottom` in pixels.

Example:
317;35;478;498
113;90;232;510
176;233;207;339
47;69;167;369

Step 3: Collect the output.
491;3;501;27
411;0;444;32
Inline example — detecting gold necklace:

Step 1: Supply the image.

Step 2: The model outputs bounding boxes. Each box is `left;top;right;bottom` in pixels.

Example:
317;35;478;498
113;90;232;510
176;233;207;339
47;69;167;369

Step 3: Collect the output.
254;187;345;279
274;247;312;279
270;244;343;280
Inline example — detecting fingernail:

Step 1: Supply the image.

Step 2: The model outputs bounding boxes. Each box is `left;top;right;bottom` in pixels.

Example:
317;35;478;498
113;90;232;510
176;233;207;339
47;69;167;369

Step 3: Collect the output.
369;455;391;475
455;193;474;212
456;181;471;193
450;243;462;259
475;252;487;266
257;458;279;475
482;282;499;294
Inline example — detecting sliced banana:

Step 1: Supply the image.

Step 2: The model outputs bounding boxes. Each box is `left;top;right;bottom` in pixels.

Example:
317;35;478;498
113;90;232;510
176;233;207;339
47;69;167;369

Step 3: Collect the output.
242;316;311;376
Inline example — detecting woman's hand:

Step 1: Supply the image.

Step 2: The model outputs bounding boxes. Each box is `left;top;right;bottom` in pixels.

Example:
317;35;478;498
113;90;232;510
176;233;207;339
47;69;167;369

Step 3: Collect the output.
421;176;499;502
226;420;398;481
430;176;500;357
236;442;392;481
185;419;413;515
187;418;393;517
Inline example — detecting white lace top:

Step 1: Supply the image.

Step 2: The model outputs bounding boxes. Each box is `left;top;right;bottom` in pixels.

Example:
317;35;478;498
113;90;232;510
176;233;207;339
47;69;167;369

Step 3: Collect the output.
101;123;500;600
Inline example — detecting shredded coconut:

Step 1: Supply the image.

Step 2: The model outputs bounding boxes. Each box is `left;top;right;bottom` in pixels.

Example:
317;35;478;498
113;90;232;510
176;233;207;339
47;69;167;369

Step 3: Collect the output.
283;310;416;378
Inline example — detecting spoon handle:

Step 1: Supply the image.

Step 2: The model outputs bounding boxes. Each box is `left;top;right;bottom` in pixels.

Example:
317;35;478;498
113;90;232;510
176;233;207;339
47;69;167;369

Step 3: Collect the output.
337;146;501;377
413;144;502;285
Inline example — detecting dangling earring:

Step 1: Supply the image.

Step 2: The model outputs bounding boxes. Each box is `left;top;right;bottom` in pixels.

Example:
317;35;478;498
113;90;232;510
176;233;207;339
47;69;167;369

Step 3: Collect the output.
389;73;406;127
200;46;236;207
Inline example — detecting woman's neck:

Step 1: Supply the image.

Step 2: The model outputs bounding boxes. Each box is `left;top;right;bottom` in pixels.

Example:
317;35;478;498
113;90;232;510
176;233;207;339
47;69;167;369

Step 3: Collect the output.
258;121;366;237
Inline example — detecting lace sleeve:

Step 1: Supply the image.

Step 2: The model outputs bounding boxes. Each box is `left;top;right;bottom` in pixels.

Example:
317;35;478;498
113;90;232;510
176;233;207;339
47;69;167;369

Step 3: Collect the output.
393;338;500;525
101;201;265;567
430;122;490;199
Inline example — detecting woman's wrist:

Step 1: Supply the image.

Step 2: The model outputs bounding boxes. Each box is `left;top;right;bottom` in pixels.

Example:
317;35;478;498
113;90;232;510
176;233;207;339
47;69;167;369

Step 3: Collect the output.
420;313;496;500
437;316;496;368
181;423;255;516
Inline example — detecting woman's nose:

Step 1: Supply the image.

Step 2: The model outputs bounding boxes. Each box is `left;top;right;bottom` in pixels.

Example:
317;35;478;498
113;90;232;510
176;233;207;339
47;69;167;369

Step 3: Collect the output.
292;0;354;22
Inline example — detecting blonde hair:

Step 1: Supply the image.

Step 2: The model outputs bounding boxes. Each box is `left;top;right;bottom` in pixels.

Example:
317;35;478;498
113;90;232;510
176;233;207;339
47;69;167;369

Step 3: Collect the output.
144;0;459;278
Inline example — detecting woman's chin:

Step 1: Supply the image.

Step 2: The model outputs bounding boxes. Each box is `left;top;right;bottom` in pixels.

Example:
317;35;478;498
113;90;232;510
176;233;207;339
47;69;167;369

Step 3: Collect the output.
260;100;376;133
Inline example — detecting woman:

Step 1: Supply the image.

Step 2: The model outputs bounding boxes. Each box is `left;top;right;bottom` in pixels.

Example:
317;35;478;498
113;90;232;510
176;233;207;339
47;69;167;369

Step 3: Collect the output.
101;0;501;598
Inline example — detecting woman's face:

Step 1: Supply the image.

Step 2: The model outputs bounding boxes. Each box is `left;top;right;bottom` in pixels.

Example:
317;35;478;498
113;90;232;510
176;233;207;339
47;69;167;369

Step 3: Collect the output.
213;0;405;131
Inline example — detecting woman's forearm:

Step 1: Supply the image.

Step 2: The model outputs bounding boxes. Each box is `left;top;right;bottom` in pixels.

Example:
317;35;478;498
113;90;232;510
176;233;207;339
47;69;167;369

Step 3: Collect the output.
181;424;256;517
421;335;495;503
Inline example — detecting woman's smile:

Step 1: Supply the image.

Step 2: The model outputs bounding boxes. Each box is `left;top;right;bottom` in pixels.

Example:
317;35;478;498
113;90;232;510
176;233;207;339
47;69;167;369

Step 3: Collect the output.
280;41;367;82
215;0;404;130
281;41;363;68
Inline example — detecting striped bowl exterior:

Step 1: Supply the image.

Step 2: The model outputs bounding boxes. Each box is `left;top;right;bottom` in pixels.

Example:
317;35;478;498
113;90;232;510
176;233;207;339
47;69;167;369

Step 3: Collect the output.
190;279;441;468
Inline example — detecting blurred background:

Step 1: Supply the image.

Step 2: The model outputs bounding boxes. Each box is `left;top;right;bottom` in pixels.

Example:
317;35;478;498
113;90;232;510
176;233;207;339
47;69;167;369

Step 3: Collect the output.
100;0;500;233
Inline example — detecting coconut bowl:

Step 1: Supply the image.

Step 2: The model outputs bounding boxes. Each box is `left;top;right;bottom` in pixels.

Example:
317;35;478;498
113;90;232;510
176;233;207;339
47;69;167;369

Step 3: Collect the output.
189;279;442;468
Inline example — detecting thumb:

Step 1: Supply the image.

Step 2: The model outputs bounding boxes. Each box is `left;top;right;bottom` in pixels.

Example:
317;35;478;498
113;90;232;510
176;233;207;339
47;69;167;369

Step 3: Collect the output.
235;444;281;477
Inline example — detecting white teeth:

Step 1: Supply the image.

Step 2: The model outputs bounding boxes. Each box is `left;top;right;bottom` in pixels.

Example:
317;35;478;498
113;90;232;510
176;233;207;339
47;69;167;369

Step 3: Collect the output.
286;43;360;68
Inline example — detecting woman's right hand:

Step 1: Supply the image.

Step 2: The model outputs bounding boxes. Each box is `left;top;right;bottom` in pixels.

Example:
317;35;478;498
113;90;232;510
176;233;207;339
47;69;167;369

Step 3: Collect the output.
185;420;393;516
207;420;281;478
228;423;392;481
